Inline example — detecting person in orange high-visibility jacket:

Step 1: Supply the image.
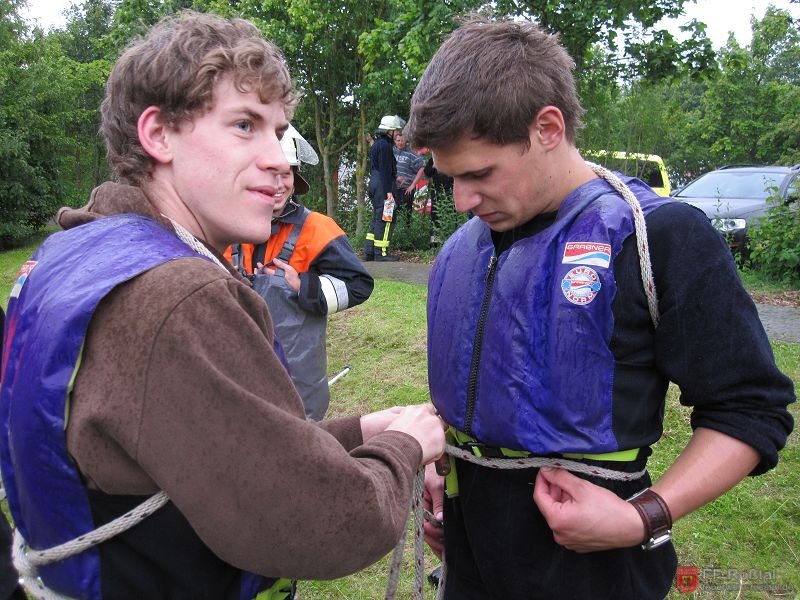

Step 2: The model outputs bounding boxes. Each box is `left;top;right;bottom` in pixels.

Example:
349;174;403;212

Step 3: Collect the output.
225;125;373;420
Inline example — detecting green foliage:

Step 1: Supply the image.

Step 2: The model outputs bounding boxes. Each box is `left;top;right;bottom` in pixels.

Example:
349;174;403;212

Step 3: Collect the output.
748;193;800;285
0;31;63;245
391;207;434;251
0;0;115;246
3;0;798;280
494;0;715;83
430;191;469;247
676;7;800;169
0;125;54;247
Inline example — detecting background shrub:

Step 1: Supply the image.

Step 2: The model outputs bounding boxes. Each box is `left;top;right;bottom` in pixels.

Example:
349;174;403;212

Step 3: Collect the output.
748;192;800;285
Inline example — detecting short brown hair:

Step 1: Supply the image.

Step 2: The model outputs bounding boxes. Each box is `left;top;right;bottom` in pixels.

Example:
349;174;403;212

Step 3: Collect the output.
101;11;297;185
407;16;584;151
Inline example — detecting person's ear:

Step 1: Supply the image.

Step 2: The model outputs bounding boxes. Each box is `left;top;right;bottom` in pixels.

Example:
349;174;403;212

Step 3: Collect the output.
137;106;173;164
530;106;565;151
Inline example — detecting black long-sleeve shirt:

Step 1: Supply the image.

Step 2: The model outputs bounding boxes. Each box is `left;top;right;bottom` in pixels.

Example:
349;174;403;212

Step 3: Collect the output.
492;200;795;474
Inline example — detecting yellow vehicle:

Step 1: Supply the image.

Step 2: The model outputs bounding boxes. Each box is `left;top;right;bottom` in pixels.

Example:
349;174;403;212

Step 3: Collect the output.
582;150;671;197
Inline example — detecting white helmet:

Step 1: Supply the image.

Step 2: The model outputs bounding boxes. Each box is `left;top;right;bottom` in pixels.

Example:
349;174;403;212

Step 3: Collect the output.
377;114;406;132
280;124;319;195
280;124;319;166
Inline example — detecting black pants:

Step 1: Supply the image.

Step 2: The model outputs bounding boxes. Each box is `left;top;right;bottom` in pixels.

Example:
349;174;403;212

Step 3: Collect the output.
442;457;676;600
394;186;415;225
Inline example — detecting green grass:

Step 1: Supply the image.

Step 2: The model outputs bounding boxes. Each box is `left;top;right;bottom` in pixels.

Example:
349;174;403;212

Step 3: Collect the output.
317;279;800;599
1;244;798;599
740;267;800;295
0;231;55;310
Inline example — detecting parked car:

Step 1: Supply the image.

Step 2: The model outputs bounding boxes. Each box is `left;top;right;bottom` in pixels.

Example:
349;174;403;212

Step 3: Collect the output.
582;150;671;197
672;164;800;258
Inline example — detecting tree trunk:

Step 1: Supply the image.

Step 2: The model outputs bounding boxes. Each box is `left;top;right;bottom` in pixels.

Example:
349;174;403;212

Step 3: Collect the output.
312;95;339;217
355;106;369;238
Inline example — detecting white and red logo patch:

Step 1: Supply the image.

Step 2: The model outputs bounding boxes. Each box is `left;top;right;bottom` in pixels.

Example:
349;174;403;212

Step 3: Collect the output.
10;260;37;299
561;266;602;305
562;242;612;268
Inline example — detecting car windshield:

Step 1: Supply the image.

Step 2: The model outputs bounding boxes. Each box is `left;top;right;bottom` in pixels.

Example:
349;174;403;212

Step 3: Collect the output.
677;171;783;200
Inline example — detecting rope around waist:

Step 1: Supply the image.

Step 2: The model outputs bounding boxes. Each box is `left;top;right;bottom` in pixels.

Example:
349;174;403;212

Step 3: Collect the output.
445;443;647;481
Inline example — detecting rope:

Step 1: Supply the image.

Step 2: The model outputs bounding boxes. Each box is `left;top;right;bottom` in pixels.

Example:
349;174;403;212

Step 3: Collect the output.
13;492;170;599
412;471;426;597
385;470;428;600
585;162;660;327
445;445;647;481
384;492;411;598
163;216;229;272
385;441;647;598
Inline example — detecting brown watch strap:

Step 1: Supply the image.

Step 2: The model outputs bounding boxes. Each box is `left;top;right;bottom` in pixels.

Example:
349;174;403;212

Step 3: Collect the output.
627;488;673;545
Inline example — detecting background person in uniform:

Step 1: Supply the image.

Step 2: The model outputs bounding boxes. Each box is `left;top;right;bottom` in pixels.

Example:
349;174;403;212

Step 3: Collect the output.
407;16;795;600
225;124;373;420
363;114;405;262
0;11;445;599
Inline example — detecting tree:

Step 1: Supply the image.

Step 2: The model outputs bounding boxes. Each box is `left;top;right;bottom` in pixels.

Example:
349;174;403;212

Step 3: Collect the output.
49;0;116;201
0;5;65;244
193;0;380;226
492;0;715;82
683;7;800;168
356;0;482;233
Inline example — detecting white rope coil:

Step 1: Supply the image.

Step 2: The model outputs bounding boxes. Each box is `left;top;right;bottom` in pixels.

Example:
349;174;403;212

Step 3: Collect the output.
585;161;660;327
13;492;169;599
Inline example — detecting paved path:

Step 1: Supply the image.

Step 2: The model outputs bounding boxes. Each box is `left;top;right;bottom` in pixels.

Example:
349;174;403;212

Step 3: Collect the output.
364;261;800;344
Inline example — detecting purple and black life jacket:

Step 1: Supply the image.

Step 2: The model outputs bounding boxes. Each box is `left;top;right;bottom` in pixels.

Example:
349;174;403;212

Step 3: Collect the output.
428;176;671;455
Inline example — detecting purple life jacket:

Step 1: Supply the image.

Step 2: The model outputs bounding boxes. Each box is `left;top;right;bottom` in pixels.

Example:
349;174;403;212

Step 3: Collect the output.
0;215;267;599
428;176;671;454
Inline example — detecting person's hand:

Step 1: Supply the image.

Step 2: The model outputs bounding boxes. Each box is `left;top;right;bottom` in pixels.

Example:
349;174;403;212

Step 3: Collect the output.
261;258;300;293
385;403;446;465
423;461;445;559
532;467;645;553
403;183;416;194
359;406;403;441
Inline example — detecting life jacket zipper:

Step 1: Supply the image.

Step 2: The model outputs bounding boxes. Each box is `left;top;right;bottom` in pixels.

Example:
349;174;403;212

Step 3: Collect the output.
464;253;498;436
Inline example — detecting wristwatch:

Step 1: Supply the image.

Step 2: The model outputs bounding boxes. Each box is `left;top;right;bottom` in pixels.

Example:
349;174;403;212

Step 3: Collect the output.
626;487;673;550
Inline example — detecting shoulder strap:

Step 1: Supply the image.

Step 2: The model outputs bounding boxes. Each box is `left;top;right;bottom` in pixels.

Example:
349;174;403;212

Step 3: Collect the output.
252;208;310;270
270;208;311;278
277;207;310;263
253;243;267;268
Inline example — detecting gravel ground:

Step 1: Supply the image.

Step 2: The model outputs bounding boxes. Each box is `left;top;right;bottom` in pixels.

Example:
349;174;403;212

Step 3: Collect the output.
364;261;800;344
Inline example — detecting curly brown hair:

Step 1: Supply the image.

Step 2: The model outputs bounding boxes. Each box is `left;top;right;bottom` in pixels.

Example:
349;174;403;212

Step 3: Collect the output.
100;11;298;185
